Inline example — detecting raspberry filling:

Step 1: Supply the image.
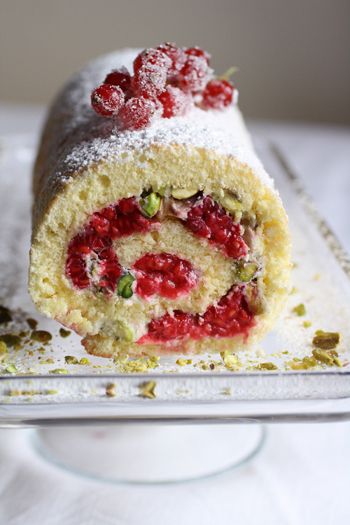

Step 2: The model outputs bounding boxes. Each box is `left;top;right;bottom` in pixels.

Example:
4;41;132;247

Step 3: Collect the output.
137;285;255;344
66;198;158;293
133;253;198;300
186;196;248;259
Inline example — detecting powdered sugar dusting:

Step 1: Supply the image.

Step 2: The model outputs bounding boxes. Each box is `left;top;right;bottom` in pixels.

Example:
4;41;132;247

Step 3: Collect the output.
33;49;276;231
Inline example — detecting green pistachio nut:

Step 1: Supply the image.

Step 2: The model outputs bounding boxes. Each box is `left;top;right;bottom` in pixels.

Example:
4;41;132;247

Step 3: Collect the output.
140;192;161;217
237;262;257;282
115;321;134;343
65;356;78;365
117;274;135;299
5;364;18;374
312;332;340;350
171;187;199;200
293;304;306;316
219;192;243;215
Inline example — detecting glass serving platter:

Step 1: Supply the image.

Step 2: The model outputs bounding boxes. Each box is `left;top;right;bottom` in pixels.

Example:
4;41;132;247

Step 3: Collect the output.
1;133;350;427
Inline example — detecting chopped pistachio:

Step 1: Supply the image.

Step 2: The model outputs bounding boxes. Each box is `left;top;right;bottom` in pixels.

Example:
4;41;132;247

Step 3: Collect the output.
221;352;239;369
26;318;38;330
290;362;308;371
293;304;306;316
334;357;342;367
186;359;192;364
9;390;21;396
39;358;54;365
0;306;12;324
176;358;186;366
79;358;91;365
202;364;209;370
148;356;160;363
59;328;71;338
140;192;161;217
312;349;333;366
237;262;257;282
140;381;156;399
0;341;7;354
117;274;135;299
222;388;231;395
258;362;278;370
0;334;21;348
302;356;318;368
106;383;117;397
31;330;52;343
303;320;312;328
219;191;242;215
293;357;302;362
114;322;133;343
49;368;68;374
312;332;340;350
157;187;166;196
114;354;129;364
5;364;18;374
171;187;198;200
47;390;58;395
65;356;78;365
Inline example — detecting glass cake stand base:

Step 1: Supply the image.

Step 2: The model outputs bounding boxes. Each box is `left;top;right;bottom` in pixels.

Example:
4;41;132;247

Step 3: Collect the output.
32;424;266;484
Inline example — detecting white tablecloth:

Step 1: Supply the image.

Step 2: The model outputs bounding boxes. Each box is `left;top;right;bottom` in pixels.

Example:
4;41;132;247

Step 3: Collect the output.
0;104;350;525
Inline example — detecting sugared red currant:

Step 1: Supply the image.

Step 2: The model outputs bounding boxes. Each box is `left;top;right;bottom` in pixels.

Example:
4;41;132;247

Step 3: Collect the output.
91;85;125;117
104;66;132;99
158;85;191;118
156;43;187;82
178;55;209;93
132;49;171;100
120;97;158;130
185;46;210;65
201;79;234;110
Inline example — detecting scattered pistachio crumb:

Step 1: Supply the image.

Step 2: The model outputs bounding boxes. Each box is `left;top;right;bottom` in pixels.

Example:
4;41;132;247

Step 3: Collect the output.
9;390;21;396
79;358;91;365
39;358;54;365
202;364;209;370
293;304;306;316
303;320;312;328
5;364;18;374
312;332;340;350
65;356;78;365
59;328;71;338
334;358;342;368
30;330;52;343
114;354;128;364
47;390;58;395
222;388;231;395
106;383;117;397
312;349;334;366
140;381;156;399
258;362;278;371
176;358;186;366
0;342;7;353
186;359;192;364
49;369;68;374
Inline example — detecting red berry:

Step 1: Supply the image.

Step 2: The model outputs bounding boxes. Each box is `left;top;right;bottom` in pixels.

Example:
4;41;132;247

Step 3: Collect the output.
201;79;234;110
91;85;125;117
158;85;191;118
185;46;210;65
120;97;158;130
156;43;187;82
178;55;209;94
104;66;133;100
132;49;171;100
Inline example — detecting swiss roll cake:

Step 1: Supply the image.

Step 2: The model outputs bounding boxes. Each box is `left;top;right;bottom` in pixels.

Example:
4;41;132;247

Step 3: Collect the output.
29;45;291;358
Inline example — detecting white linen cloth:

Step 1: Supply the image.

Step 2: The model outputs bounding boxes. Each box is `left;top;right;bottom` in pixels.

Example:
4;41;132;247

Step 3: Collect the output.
0;104;350;525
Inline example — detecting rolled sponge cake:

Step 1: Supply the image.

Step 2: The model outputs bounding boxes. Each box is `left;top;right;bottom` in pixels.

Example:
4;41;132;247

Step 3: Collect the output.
29;48;291;358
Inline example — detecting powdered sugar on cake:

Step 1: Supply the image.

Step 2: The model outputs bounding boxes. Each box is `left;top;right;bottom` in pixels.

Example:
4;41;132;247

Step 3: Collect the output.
33;49;276;232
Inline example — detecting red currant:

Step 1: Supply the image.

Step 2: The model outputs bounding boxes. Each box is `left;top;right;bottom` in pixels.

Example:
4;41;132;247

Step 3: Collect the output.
158;85;191;118
201;79;234;110
156;43;187;82
185;46;210;65
132;49;171;100
104;66;132;100
120;97;158;130
178;55;209;93
91;85;125;117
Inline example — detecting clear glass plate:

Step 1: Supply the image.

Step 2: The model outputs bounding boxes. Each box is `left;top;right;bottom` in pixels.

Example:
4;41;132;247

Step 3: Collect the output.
1;133;350;427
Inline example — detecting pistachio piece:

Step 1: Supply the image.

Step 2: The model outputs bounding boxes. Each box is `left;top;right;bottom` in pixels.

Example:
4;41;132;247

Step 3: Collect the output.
219;191;243;215
312;332;340;350
303;320;312;328
293;304;306;316
79;357;91;365
302;356;318;368
65;355;78;365
26;318;38;330
258;362;278;370
49;369;69;374
0;306;12;324
171;187;199;200
140;192;161;217
0;342;7;354
237;262;257;282
59;328;71;338
106;383;117;397
176;358;186;366
5;364;18;374
30;330;52;343
0;334;21;348
243;283;265;315
140;381;156;399
117;274;135;299
312;349;334;366
115;322;133;343
334;357;342;367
